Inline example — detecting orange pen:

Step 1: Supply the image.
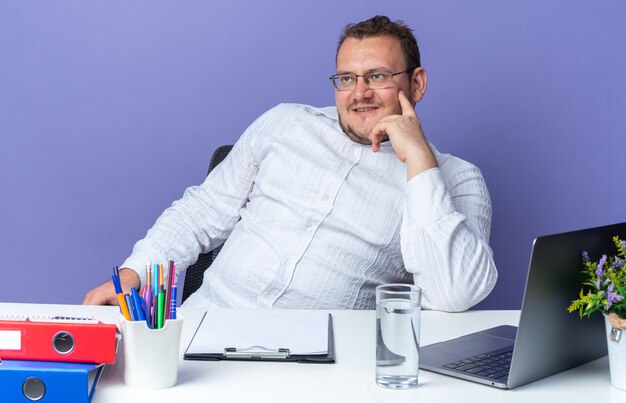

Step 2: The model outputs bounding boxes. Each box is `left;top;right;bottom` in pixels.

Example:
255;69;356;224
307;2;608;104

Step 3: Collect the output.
112;269;132;320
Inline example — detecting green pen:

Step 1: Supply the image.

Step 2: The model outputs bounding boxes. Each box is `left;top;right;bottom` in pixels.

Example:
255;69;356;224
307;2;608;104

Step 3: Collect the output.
156;289;165;329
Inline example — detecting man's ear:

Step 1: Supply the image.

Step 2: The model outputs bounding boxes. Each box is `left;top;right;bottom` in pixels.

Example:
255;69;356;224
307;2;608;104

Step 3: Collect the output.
410;67;428;104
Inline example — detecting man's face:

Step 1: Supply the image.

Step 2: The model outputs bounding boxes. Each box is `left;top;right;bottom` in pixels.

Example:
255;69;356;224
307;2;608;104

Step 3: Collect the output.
335;36;414;144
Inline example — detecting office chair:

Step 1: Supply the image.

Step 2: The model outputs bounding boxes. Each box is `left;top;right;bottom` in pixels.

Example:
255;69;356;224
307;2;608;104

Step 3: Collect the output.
181;144;233;303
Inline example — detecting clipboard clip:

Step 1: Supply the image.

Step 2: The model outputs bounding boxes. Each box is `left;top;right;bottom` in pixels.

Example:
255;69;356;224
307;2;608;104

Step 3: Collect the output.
224;345;290;359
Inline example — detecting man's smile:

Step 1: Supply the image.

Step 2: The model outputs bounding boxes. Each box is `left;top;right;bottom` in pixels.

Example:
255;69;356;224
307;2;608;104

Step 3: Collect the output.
351;104;381;115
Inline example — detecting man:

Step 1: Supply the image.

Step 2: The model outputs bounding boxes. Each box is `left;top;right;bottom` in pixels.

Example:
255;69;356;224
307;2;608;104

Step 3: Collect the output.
84;15;497;311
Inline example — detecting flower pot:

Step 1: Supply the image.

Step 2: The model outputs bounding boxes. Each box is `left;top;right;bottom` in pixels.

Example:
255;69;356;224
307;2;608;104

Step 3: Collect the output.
604;314;626;390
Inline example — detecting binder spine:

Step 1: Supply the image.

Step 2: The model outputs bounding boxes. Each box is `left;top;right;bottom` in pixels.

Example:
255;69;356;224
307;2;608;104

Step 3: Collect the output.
0;320;117;364
0;360;103;403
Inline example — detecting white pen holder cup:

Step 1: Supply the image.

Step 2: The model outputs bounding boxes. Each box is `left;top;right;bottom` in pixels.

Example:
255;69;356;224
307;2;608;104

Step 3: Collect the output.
119;315;184;390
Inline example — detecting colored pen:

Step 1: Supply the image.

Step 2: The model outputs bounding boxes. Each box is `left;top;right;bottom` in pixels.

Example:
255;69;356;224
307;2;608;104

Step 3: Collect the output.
153;263;159;296
156;289;165;329
170;262;177;296
115;290;131;321
112;269;131;321
169;285;177;320
131;288;146;322
138;296;150;327
164;261;174;320
145;264;151;295
145;287;153;328
170;262;176;289
125;294;136;321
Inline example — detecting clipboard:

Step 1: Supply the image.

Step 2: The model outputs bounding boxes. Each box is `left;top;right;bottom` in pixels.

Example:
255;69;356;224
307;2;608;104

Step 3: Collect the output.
183;310;335;364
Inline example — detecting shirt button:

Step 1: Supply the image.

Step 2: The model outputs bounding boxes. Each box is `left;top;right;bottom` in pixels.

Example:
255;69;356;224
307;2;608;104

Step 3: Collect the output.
321;194;329;202
305;220;314;229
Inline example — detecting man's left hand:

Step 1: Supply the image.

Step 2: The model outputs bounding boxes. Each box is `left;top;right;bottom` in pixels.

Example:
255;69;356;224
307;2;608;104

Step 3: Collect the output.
368;91;438;180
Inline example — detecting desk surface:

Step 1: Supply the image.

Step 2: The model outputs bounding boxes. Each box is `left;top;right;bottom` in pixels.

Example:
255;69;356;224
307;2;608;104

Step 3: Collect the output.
1;303;623;402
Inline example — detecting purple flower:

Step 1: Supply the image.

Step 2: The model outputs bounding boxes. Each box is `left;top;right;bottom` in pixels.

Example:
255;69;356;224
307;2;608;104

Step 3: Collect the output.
582;251;590;262
606;282;624;309
596;254;607;278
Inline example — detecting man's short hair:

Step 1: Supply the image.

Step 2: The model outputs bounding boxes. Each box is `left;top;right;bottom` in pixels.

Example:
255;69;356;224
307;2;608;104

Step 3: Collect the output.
337;15;421;71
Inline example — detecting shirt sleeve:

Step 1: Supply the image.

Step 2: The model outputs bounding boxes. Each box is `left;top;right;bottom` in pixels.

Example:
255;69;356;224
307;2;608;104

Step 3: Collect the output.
120;106;279;286
400;161;498;312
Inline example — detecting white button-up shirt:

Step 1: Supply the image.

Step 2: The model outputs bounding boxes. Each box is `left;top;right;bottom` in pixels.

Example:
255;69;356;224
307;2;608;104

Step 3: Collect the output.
122;104;497;311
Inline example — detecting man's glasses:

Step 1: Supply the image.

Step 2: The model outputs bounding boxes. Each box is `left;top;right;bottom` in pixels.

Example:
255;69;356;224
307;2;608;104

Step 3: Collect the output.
329;68;414;91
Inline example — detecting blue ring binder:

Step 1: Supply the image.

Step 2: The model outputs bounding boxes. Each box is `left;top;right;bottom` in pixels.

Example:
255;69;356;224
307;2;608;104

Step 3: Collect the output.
22;376;47;400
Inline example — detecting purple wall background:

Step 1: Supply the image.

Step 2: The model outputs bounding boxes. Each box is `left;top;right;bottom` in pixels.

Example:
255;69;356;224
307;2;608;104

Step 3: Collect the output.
1;1;625;308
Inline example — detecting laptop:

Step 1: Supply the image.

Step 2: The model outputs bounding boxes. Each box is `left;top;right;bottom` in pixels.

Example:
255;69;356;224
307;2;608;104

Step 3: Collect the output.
419;222;626;389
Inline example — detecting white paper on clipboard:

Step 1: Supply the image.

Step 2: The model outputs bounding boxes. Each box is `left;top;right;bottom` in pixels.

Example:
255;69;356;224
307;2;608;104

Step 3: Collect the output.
185;309;329;356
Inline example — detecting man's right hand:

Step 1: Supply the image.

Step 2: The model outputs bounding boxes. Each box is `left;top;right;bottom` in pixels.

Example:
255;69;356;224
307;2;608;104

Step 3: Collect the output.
83;268;141;305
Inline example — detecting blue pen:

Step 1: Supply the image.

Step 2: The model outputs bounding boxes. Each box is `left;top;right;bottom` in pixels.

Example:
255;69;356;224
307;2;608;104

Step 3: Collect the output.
169;285;177;320
131;288;146;323
125;294;136;321
138;296;150;327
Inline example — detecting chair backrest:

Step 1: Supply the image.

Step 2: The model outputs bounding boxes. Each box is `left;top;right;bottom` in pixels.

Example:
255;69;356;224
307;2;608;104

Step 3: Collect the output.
181;144;233;303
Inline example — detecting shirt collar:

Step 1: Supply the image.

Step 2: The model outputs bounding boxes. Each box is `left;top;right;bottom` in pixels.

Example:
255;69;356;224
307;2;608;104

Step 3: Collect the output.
313;105;339;120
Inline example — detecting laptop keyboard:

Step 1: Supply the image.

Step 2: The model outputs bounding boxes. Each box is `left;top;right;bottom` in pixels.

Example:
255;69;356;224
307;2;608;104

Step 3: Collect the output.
442;348;513;380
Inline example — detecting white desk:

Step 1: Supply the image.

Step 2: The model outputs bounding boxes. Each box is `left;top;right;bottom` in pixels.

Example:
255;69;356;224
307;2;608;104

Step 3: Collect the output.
1;303;623;402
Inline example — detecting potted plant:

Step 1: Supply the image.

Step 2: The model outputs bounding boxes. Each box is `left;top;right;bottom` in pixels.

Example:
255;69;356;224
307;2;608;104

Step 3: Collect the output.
568;236;626;390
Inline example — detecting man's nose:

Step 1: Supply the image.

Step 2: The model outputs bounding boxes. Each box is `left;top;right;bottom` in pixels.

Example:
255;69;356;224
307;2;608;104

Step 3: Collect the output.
352;76;374;99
